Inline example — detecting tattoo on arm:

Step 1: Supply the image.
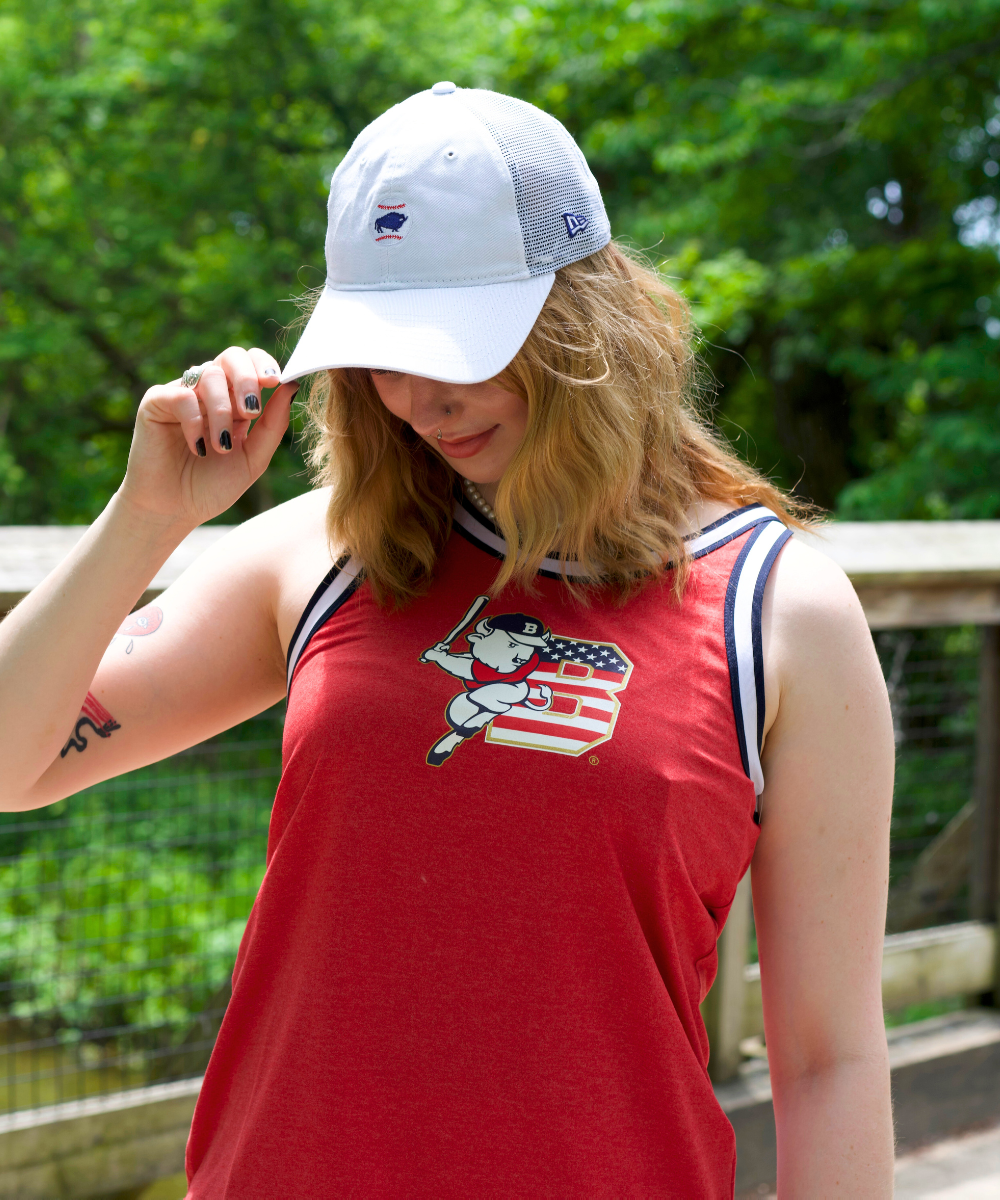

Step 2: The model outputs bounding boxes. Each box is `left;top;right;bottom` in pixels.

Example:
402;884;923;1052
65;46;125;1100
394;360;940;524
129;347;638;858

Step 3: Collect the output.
59;602;159;757
117;604;163;654
61;692;121;757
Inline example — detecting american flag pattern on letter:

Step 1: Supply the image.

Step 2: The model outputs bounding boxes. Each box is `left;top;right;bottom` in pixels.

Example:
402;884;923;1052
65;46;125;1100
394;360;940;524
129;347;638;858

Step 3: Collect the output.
486;635;633;757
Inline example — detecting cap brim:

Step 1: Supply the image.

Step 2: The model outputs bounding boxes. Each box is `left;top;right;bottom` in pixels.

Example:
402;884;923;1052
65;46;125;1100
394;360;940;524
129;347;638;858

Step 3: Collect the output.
280;274;555;386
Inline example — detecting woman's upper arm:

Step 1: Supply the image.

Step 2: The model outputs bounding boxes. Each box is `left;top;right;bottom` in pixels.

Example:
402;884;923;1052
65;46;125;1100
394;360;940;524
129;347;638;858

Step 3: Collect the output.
752;538;895;1079
23;509;301;808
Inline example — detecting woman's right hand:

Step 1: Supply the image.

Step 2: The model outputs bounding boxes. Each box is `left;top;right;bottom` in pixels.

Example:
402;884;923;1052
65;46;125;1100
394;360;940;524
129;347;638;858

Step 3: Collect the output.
118;345;299;529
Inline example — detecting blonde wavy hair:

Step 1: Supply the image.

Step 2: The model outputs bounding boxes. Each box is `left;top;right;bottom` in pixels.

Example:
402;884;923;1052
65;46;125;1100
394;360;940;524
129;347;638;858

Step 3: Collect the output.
302;242;812;606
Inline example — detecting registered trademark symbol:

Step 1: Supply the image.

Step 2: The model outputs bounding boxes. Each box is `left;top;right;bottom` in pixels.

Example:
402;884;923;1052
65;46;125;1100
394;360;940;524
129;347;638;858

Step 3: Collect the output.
588;755;599;765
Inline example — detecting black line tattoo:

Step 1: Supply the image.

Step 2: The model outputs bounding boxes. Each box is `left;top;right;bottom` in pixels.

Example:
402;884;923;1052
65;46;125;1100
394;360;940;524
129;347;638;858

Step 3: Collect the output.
61;692;121;757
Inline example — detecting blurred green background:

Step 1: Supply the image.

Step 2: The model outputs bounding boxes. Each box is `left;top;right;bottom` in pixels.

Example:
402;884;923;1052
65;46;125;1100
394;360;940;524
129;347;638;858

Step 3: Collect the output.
1;1;998;1115
2;0;999;524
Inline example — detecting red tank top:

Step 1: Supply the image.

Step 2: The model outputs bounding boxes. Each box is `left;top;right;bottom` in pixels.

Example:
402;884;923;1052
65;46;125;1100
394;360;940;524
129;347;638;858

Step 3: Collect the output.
185;499;790;1199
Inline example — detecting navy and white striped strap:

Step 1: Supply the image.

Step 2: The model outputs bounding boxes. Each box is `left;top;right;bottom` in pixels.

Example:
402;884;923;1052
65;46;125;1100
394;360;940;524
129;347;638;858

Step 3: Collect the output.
452;498;592;579
453;499;782;579
686;503;785;559
286;554;363;693
723;517;793;817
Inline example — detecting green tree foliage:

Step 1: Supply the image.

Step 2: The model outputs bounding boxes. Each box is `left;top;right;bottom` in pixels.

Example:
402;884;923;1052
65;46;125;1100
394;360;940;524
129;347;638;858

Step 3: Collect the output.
1;0;999;521
502;0;1000;514
0;0;500;522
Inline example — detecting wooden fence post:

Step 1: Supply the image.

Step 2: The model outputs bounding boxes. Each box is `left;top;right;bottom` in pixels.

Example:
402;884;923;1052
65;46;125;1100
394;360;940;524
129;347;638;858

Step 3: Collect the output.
971;624;1000;1002
704;871;752;1083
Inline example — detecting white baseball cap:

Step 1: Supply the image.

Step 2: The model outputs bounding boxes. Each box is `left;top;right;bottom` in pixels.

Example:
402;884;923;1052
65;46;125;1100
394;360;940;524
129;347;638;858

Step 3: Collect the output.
281;82;611;385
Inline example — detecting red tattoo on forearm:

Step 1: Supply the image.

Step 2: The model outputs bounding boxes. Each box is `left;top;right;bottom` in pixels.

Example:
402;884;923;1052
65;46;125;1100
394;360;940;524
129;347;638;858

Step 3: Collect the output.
117;604;163;654
61;692;121;757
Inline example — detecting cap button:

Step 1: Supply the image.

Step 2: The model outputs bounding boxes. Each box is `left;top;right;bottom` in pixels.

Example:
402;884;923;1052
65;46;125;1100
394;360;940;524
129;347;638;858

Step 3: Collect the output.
431;81;456;95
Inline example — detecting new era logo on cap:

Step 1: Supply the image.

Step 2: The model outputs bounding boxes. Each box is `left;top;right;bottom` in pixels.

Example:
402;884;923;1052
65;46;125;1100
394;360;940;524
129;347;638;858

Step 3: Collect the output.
562;212;589;239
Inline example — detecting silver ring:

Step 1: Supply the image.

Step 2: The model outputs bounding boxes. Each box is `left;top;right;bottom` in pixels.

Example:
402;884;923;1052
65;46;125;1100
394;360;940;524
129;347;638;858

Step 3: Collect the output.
181;365;204;388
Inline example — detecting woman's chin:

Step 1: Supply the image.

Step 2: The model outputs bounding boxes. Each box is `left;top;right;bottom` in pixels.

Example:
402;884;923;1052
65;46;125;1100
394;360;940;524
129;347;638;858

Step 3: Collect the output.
440;445;512;486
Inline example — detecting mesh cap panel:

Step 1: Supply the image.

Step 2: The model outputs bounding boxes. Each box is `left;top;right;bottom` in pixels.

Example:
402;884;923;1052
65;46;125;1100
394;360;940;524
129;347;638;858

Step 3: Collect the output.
456;89;611;276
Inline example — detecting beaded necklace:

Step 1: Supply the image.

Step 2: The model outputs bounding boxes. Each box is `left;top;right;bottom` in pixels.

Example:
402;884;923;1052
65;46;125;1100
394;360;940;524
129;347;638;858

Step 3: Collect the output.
461;477;497;523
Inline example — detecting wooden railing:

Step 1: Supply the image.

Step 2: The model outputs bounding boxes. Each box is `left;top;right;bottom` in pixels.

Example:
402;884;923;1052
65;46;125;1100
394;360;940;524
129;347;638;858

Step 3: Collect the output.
704;520;1000;1081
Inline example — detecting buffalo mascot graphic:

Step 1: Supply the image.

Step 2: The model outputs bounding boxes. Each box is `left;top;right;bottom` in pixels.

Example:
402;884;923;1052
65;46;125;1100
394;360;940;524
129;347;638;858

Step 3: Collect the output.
421;599;554;766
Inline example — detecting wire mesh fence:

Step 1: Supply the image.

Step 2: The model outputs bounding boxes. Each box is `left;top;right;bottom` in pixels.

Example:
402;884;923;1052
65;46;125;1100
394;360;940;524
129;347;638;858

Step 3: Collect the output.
878;626;981;930
0;705;282;1114
0;626;986;1114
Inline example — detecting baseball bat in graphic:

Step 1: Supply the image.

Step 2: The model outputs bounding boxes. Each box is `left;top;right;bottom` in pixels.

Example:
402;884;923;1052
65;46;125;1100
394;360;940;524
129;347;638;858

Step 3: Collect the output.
420;595;492;662
440;594;491;646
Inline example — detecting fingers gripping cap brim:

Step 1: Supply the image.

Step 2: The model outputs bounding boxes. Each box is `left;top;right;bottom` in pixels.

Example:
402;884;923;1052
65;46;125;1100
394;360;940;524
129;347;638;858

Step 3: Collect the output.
281;274;556;386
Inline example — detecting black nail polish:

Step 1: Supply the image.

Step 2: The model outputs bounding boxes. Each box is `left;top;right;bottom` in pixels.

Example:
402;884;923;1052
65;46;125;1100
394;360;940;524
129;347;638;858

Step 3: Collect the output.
245;394;260;412
219;430;232;451
195;437;206;457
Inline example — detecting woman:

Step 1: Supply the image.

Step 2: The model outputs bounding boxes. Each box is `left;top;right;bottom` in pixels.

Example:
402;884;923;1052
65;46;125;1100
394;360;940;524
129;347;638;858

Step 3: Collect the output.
0;85;894;1196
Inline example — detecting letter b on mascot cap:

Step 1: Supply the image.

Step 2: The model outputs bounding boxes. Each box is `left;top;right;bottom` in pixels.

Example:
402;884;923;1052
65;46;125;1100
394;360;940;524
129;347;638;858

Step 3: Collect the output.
488;613;550;647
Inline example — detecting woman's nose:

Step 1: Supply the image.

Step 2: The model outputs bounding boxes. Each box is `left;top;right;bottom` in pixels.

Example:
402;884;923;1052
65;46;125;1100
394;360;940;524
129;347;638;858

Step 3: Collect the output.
407;379;459;432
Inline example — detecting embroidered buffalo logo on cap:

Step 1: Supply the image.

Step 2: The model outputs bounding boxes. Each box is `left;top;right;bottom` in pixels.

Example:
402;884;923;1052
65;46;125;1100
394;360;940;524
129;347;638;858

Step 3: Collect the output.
373;203;408;242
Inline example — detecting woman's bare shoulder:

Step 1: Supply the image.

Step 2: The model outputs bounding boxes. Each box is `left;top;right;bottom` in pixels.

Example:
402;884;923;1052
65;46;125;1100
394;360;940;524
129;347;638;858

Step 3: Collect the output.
242;487;339;652
743;524;871;744
198;486;338;657
235;484;332;537
683;497;858;629
212;486;334;570
759;531;876;735
766;532;863;639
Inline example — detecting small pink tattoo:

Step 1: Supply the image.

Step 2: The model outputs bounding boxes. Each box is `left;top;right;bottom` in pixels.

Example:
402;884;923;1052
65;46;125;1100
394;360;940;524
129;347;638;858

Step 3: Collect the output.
117;604;163;654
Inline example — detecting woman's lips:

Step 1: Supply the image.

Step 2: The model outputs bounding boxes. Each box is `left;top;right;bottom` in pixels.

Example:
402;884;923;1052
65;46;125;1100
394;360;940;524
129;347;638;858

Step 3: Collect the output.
436;425;499;459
